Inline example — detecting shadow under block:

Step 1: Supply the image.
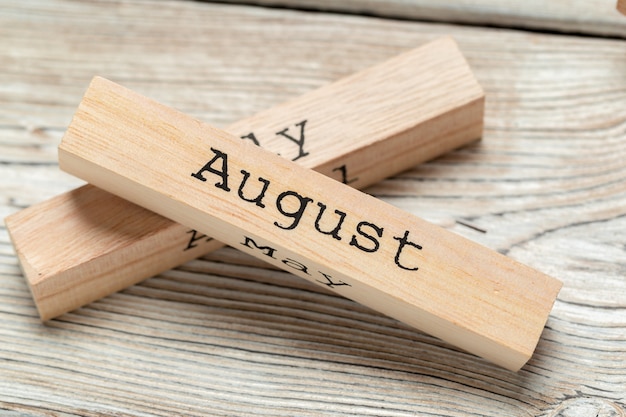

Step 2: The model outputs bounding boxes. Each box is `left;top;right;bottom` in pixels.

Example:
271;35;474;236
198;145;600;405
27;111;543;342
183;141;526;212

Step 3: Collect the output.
7;37;485;321
58;76;561;372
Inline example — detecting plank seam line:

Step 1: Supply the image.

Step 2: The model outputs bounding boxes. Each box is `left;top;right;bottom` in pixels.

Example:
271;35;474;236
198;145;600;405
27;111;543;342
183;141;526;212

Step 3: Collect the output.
196;0;626;40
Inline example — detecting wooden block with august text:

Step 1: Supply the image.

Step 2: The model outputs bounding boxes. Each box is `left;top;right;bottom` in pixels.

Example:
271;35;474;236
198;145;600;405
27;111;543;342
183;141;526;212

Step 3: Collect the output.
58;76;561;371
6;37;484;321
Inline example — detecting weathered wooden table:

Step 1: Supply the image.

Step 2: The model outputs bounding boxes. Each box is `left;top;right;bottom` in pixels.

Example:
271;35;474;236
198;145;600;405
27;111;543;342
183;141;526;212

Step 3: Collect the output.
1;1;625;415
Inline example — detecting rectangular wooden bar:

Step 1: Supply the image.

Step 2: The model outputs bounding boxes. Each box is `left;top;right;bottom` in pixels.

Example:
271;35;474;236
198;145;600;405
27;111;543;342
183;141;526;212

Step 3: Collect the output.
58;76;561;371
6;37;485;321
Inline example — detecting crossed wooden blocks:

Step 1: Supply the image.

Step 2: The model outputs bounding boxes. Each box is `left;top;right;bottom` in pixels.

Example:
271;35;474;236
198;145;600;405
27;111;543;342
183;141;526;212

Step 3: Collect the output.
5;37;561;372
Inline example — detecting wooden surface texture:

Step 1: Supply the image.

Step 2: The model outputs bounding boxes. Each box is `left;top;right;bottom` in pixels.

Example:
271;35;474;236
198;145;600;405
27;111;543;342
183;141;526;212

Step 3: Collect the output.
1;1;625;416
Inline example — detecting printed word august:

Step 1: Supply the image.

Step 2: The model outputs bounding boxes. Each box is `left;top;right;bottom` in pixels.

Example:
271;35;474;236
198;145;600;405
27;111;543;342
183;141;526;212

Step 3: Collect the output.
190;148;424;272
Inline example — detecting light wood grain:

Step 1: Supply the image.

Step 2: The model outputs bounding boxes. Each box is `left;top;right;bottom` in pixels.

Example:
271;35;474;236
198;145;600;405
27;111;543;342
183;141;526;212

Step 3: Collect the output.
5;37;484;321
221;0;626;37
58;76;557;371
1;0;626;416
619;0;626;15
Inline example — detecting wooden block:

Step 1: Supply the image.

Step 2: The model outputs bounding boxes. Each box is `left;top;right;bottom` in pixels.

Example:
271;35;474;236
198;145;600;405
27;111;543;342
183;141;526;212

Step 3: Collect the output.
619;0;626;15
58;75;561;372
6;37;485;321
